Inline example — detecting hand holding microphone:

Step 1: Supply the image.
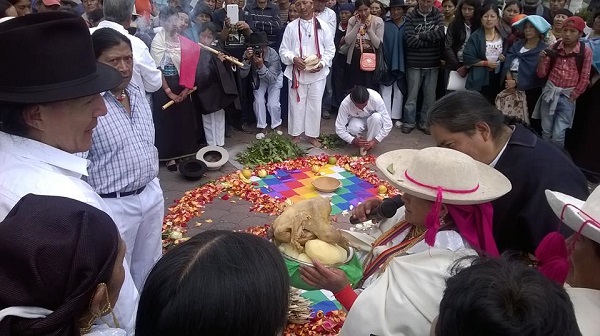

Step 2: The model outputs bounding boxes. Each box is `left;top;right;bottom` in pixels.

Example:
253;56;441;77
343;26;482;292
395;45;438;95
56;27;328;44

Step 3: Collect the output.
349;195;404;224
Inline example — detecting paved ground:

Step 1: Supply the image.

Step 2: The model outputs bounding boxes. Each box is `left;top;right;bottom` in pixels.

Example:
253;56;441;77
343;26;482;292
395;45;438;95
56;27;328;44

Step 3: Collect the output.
159;117;436;236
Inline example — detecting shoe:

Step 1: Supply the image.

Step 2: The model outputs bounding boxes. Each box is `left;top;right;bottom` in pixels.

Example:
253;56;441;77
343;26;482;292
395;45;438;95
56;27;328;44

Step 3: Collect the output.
166;160;178;172
271;126;282;135
401;126;414;134
418;126;431;135
322;110;331;120
236;123;254;134
394;120;402;129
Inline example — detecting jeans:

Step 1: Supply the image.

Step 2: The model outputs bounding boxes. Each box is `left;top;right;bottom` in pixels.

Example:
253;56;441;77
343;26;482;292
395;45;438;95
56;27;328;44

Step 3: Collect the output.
540;94;576;147
404;67;439;128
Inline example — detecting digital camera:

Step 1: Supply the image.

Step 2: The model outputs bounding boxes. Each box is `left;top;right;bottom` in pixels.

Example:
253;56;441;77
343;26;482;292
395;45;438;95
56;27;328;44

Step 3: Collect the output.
253;45;262;57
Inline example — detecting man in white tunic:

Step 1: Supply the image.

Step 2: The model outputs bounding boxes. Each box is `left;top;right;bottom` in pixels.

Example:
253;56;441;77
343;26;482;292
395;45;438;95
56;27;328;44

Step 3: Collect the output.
279;0;335;147
0;12;138;334
335;86;393;155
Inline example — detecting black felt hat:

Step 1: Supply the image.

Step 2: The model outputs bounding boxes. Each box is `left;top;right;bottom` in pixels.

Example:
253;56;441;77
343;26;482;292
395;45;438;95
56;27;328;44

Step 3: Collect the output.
246;31;270;46
178;159;208;181
0;12;122;104
389;0;409;8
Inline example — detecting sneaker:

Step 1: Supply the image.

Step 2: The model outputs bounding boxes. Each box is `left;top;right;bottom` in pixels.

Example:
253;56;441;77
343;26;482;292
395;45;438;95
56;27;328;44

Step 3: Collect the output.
401;126;414;134
322;110;331;120
394;120;402;129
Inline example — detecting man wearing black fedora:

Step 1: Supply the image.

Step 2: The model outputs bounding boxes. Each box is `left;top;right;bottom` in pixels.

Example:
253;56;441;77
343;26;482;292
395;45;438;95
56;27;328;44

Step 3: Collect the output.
0;12;139;333
240;31;283;136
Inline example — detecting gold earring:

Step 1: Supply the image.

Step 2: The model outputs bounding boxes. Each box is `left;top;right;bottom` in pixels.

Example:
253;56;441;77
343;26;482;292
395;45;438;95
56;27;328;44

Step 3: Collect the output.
80;283;119;334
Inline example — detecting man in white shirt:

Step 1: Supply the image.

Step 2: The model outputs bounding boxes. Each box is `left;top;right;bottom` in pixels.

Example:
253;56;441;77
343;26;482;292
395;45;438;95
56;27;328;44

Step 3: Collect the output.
90;0;162;98
279;0;335;147
0;12;138;334
335;86;393;155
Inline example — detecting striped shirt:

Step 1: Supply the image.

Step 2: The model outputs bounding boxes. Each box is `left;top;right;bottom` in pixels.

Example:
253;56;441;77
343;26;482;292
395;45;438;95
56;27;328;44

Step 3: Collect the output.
86;82;159;194
245;2;282;42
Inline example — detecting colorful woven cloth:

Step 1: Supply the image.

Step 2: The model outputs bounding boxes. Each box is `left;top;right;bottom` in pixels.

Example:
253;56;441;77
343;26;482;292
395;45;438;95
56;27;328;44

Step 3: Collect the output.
250;165;381;214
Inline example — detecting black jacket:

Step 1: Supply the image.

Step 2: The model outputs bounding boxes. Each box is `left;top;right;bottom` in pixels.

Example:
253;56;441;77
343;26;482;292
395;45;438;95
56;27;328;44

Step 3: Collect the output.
492;124;589;254
404;7;445;69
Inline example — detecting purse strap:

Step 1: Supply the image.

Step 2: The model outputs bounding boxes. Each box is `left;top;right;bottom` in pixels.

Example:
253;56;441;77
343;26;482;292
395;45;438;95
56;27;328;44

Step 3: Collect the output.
359;33;364;54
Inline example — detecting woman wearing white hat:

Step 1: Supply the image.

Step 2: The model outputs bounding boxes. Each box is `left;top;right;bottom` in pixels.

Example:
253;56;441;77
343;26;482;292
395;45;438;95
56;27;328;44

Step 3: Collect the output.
546;187;600;336
301;146;511;336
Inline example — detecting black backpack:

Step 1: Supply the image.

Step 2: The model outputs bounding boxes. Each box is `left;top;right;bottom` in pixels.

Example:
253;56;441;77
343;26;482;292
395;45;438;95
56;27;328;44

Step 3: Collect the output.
547;40;586;77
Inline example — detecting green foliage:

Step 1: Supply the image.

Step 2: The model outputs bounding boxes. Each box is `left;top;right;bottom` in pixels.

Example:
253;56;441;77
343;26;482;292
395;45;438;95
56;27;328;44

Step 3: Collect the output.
318;133;347;149
236;133;307;167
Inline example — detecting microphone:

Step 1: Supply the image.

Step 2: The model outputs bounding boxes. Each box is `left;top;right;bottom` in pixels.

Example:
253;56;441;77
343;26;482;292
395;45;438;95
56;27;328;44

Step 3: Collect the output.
349;195;405;224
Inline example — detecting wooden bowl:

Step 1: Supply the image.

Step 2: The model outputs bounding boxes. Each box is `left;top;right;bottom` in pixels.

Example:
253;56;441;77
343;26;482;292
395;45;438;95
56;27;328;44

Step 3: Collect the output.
312;176;341;193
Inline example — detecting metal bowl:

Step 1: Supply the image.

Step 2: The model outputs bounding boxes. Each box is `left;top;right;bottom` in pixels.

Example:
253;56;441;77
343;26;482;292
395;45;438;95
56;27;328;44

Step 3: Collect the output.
312;176;341;193
275;241;354;268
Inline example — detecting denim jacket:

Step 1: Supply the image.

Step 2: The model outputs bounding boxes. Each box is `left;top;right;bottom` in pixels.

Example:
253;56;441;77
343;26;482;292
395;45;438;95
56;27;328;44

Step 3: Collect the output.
239;46;283;88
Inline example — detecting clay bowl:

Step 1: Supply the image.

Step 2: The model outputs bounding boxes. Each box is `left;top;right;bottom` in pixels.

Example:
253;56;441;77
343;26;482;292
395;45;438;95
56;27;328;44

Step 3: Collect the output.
312;176;341;193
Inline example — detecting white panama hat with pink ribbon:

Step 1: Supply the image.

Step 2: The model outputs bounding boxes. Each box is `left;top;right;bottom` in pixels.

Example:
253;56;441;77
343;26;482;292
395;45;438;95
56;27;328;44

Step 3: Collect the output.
376;147;512;205
546;188;600;244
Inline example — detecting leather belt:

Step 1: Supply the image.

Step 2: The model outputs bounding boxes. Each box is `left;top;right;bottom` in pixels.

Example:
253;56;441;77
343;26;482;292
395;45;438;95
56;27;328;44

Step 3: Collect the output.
99;186;146;198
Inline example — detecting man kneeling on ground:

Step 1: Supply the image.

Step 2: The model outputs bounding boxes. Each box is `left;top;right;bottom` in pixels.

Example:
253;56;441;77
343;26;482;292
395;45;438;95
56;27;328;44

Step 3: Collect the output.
335;85;392;155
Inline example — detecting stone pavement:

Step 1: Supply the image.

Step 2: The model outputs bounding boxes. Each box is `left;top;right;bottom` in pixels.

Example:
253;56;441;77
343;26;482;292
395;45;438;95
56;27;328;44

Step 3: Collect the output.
159;117;436;237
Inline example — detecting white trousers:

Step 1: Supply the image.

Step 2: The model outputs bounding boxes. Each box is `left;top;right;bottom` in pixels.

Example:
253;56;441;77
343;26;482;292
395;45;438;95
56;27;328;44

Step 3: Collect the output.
347;113;384;141
102;177;164;290
253;81;283;129
380;82;404;120
202;109;225;146
288;79;326;138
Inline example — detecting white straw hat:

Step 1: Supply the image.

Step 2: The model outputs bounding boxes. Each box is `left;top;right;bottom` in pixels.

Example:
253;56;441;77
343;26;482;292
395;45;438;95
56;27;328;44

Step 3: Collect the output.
545;188;600;244
376;147;512;205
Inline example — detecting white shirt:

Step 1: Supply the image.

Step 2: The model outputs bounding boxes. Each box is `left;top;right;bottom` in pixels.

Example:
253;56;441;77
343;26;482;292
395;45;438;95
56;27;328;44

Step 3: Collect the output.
279;17;336;84
90;21;162;94
567;286;600;336
335;89;393;143
0;132;139;334
315;7;337;36
340;234;476;336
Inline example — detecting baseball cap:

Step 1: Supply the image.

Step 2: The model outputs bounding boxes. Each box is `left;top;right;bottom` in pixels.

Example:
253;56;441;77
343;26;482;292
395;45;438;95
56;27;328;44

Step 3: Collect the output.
563;16;586;32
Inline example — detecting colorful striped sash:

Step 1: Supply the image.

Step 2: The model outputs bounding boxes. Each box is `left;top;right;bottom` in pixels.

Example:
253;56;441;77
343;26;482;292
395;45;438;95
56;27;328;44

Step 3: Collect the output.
358;220;426;286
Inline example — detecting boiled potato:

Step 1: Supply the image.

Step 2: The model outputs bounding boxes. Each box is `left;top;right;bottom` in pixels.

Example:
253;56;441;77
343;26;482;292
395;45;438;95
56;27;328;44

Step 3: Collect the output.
297;253;313;264
279;242;300;259
305;239;347;265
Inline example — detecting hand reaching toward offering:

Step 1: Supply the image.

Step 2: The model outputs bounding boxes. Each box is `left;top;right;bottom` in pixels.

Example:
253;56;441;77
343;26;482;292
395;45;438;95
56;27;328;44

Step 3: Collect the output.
300;260;349;293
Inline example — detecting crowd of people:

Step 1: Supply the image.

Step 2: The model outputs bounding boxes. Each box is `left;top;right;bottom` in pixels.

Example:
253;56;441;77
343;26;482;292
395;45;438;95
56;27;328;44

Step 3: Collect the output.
2;0;598;173
0;0;600;334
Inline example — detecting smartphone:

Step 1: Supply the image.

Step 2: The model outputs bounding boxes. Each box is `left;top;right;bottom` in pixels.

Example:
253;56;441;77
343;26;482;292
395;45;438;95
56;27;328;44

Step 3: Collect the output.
227;4;239;25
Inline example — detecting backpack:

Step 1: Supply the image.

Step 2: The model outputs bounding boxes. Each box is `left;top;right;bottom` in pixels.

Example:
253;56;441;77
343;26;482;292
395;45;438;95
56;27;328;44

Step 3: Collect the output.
547;41;586;77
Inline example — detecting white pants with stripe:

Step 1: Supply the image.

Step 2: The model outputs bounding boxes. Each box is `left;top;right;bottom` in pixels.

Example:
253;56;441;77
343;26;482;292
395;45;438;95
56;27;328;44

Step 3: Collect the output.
288;79;326;138
202;109;226;146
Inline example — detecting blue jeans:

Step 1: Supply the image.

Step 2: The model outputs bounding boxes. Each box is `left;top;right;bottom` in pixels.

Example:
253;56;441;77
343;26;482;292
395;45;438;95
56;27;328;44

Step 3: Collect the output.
540;94;575;147
403;68;439;128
